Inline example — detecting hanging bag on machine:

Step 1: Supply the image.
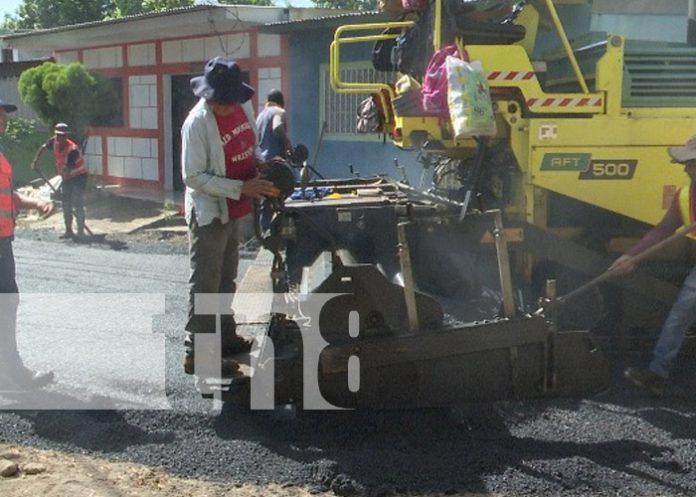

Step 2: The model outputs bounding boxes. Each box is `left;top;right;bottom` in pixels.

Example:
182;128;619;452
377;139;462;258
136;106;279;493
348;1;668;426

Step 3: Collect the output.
356;95;385;133
445;57;496;137
392;9;433;80
373;27;400;72
421;44;469;116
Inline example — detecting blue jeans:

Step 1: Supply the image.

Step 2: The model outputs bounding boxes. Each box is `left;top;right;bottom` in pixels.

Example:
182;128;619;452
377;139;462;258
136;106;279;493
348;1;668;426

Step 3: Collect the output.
650;265;696;378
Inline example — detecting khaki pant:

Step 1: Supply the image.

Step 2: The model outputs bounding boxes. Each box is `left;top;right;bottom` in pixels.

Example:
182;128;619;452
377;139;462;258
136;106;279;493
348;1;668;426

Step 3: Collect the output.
185;213;240;354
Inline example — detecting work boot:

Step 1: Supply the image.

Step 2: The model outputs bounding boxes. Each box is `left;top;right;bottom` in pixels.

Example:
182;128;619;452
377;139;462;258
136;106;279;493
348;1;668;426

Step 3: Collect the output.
624;367;666;397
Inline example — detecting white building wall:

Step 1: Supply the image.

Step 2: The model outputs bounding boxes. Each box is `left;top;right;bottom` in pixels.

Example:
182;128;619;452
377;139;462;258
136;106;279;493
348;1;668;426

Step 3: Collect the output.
162;33;250;64
257;67;282;113
128;43;156;66
55;51;80;64
182;38;205;62
83;46;123;69
257;34;281;57
129;75;158;129
106;136;159;180
83;137;103;175
12;49;51;62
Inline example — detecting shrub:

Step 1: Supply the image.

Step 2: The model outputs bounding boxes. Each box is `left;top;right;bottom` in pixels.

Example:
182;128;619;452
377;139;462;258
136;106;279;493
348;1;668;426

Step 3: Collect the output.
0;117;53;186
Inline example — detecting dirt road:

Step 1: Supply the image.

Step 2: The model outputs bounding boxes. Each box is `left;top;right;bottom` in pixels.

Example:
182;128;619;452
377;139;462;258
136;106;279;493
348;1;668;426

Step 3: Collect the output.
0;443;332;497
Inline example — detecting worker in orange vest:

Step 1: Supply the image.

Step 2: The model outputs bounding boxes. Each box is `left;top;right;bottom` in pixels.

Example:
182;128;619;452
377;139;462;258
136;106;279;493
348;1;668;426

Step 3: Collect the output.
31;123;88;240
610;133;696;396
0;98;56;389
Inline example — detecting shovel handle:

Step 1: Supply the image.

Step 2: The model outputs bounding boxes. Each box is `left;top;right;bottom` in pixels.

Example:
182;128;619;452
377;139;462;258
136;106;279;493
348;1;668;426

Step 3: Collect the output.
559;220;696;304
34;165;60;195
34;165;94;238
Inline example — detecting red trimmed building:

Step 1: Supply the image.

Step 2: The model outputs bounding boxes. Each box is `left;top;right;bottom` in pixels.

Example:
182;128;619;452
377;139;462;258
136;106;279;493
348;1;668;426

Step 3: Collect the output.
0;5;342;193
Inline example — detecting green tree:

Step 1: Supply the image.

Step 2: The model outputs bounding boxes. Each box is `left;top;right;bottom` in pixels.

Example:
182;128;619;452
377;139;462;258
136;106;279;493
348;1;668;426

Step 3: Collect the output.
3;0;111;30
111;0;146;17
0;117;47;185
310;0;377;10
17;62;120;143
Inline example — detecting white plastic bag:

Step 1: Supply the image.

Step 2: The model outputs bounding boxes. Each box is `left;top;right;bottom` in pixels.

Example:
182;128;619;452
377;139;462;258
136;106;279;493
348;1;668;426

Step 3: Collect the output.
445;57;496;138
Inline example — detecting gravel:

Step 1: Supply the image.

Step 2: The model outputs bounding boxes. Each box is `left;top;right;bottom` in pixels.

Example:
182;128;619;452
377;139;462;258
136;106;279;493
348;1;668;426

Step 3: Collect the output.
2;231;696;496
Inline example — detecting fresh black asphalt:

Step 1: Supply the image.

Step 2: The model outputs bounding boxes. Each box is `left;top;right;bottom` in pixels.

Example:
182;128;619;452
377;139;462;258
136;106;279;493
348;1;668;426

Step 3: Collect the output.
2;231;696;496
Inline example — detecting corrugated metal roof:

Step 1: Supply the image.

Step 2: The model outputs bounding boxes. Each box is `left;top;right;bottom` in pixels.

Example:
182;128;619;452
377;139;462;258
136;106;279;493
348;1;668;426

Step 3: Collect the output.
0;4;308;51
259;11;391;33
0;5;370;41
3;5;212;40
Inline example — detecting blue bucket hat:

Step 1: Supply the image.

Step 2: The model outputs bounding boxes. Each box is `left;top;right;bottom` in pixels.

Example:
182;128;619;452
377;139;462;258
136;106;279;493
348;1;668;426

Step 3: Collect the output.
0;99;17;113
190;57;254;104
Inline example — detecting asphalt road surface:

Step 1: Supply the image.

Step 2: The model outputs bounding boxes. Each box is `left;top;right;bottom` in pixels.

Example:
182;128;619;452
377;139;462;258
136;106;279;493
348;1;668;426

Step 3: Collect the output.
2;231;696;496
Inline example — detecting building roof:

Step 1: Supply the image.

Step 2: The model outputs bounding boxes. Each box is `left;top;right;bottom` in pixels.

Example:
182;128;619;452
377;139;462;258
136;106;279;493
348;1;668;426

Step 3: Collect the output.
259;11;390;34
0;5;346;51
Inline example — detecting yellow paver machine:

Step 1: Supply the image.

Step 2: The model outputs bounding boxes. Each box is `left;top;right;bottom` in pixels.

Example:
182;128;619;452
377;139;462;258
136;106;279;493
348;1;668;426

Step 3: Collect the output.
195;1;696;408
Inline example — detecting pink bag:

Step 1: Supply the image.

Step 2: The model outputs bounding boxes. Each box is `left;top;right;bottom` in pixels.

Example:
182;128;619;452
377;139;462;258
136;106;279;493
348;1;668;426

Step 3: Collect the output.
421;44;468;117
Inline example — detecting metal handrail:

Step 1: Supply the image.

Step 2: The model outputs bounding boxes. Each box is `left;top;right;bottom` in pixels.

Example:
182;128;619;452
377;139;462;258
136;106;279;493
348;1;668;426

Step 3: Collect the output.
543;0;590;94
330;21;413;99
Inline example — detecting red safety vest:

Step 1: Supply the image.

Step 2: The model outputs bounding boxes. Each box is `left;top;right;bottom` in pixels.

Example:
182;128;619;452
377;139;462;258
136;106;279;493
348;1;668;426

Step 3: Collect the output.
53;138;87;177
678;184;696;239
0;153;15;238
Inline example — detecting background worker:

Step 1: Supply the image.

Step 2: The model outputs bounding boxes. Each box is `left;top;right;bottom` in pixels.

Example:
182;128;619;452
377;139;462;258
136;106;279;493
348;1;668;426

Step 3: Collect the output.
609;134;696;396
256;89;293;161
0;98;55;389
256;89;292;230
181;56;279;374
31;123;88;240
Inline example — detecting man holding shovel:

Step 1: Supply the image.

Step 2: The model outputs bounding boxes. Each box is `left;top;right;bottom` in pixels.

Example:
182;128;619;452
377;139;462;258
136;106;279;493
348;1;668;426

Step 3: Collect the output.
609;134;696;396
31;123;88;240
0;98;55;389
